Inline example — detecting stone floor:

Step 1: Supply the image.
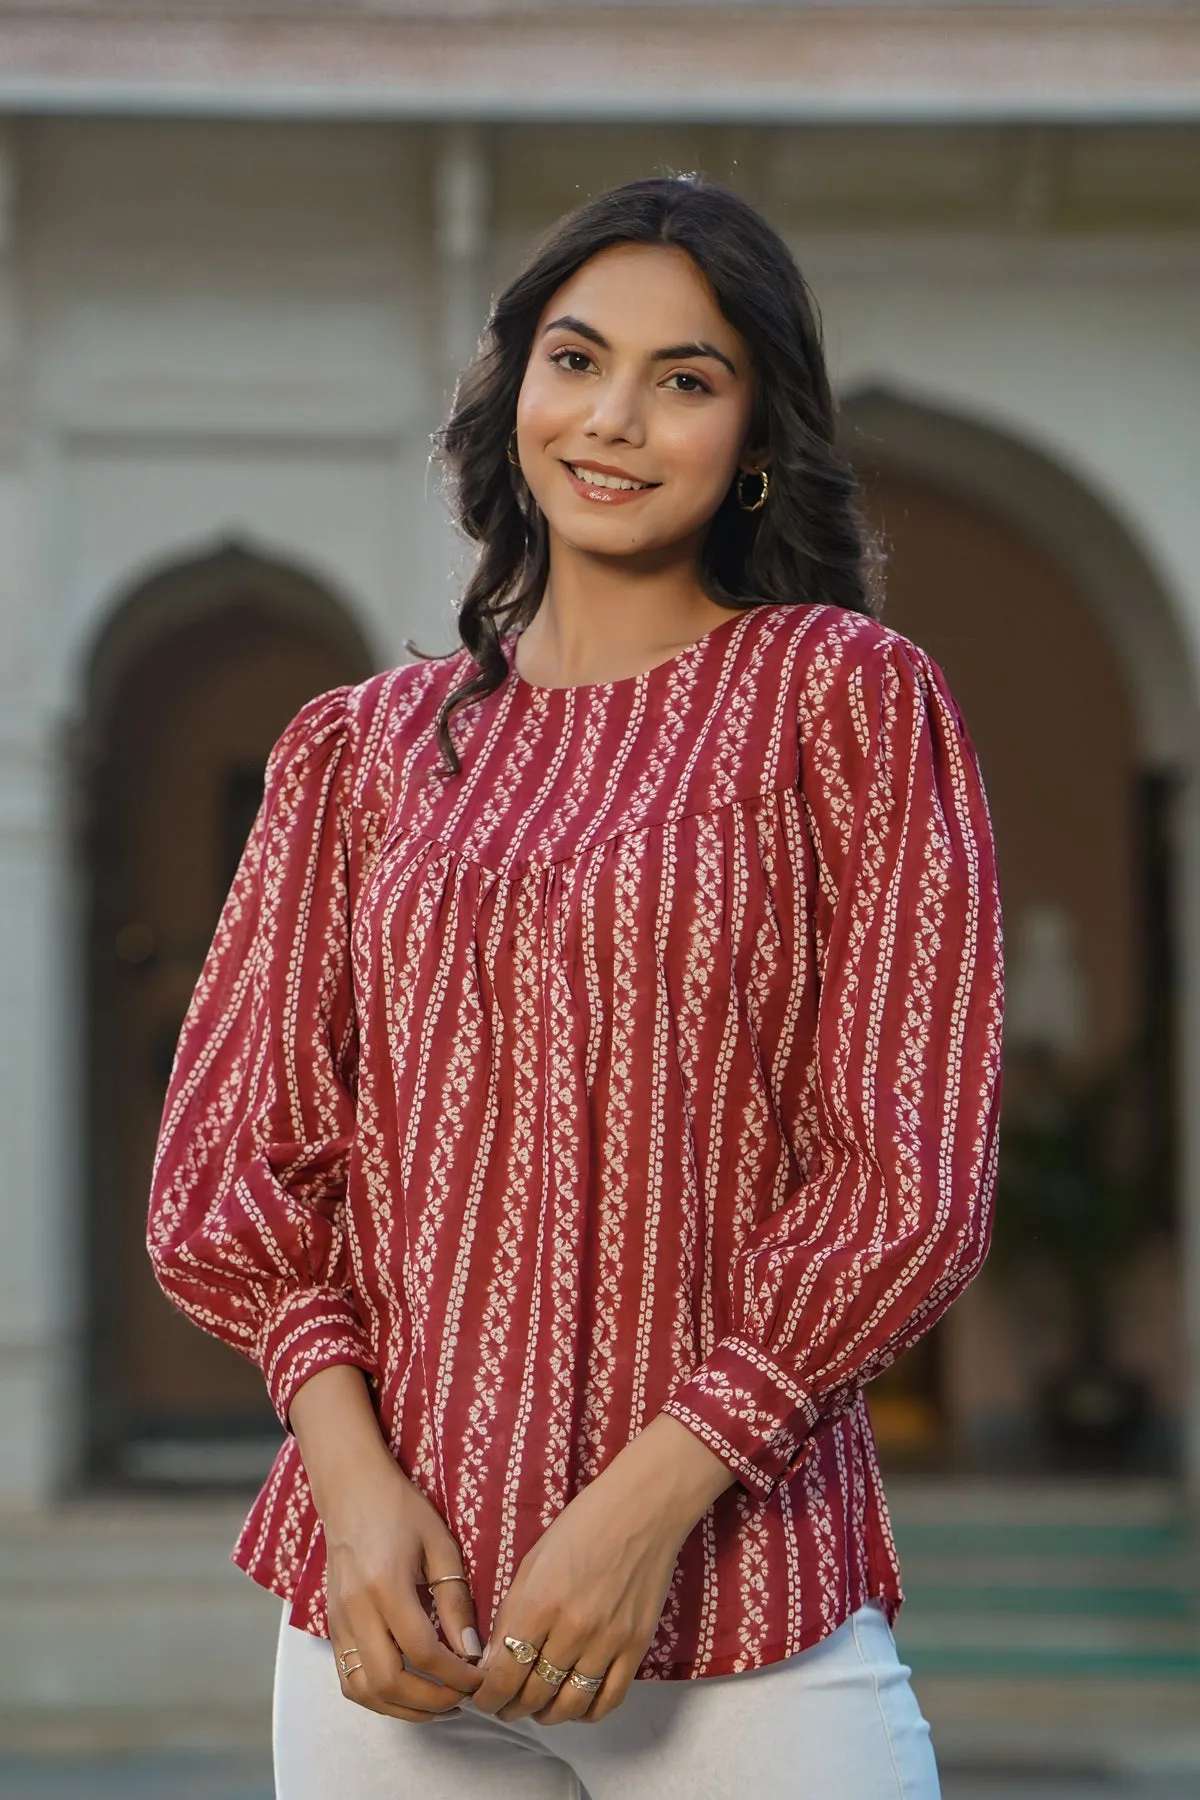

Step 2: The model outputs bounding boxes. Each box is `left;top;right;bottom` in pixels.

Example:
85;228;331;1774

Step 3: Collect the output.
0;1756;269;1800
1;1757;1199;1799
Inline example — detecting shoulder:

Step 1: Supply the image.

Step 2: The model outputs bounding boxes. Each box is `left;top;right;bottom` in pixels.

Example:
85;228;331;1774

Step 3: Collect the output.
757;603;951;735
342;651;463;757
268;645;473;792
757;601;925;680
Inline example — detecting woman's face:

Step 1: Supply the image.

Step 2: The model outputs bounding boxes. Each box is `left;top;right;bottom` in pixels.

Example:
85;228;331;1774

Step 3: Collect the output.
514;243;760;564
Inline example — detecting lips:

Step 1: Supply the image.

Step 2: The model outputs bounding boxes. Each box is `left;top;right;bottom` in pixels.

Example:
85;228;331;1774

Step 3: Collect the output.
562;461;659;505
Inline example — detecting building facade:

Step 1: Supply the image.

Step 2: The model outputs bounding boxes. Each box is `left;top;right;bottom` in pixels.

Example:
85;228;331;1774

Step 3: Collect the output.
0;0;1198;1758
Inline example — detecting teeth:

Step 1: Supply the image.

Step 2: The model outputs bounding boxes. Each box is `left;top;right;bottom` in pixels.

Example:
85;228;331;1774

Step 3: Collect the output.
570;465;651;491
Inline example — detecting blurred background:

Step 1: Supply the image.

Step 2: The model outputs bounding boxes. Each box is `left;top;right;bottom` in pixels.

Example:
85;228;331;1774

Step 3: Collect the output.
0;2;1198;1796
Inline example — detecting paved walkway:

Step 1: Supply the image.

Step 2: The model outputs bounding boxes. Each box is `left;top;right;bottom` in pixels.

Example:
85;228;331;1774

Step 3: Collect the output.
0;1756;270;1799
1;1756;1199;1799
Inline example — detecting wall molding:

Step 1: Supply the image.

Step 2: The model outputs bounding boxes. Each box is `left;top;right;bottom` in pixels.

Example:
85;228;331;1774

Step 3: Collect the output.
1;7;1200;124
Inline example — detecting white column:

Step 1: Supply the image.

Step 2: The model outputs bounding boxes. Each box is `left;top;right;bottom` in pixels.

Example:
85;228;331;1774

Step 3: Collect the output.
0;120;73;1505
0;739;76;1506
432;120;493;408
1174;767;1200;1505
421;121;495;636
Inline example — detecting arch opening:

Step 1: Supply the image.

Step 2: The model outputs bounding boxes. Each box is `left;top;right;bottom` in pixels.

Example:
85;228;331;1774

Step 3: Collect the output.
844;389;1197;1481
81;545;375;1487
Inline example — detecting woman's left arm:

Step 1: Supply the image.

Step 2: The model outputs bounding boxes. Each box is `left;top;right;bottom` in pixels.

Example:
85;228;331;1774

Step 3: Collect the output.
656;633;1004;1498
473;631;1003;1725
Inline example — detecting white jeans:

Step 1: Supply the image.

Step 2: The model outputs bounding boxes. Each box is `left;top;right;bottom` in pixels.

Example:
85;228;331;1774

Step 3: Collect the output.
273;1599;941;1799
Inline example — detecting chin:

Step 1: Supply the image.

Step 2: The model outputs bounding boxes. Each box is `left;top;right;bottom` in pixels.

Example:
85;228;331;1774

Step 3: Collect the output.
553;508;701;559
550;519;653;556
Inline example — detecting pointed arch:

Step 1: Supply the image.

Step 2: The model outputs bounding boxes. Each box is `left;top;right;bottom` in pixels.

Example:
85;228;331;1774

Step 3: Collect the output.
842;385;1200;769
80;541;376;1483
82;538;378;737
840;386;1200;1495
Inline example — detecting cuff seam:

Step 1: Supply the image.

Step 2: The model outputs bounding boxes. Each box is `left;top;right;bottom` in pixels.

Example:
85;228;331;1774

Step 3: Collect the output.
256;1286;373;1427
659;1399;775;1500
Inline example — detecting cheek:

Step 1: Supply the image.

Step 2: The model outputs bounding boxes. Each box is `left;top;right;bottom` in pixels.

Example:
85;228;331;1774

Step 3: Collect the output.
517;368;572;443
658;413;745;503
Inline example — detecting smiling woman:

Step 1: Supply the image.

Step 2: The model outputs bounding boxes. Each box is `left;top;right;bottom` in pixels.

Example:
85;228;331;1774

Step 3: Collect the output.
432;175;876;747
515;246;759;602
146;175;1001;1800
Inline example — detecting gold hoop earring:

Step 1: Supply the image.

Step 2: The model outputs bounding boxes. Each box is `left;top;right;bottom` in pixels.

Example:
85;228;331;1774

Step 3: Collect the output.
736;468;769;513
506;430;521;468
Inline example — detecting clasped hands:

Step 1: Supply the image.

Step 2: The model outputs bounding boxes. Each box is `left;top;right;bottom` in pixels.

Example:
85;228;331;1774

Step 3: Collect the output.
317;1405;734;1729
471;1412;733;1725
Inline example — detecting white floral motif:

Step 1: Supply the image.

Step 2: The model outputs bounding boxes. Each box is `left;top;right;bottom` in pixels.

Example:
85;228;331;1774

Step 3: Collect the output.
148;608;1003;1681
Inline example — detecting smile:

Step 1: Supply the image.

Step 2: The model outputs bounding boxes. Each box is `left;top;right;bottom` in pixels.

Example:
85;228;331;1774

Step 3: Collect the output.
569;464;652;490
563;462;659;504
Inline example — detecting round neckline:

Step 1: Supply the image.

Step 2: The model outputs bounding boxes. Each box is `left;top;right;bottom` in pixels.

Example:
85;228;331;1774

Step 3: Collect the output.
504;605;760;699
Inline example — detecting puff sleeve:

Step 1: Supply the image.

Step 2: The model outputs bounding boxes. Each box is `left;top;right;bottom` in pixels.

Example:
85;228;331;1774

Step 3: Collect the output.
662;633;1004;1497
146;687;374;1429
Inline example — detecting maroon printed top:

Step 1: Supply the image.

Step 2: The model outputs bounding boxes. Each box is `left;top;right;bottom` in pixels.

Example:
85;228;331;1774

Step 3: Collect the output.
147;599;1003;1678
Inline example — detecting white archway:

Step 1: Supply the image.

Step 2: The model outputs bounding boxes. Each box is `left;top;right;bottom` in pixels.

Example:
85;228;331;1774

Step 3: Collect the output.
843;385;1200;768
842;386;1200;1498
80;537;380;735
78;542;377;1484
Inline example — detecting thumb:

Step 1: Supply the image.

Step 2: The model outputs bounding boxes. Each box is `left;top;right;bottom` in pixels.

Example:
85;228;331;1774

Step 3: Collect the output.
429;1573;483;1661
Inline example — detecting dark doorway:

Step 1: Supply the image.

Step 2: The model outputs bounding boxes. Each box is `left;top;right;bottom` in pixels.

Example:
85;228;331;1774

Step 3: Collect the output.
83;551;373;1486
857;469;1179;1472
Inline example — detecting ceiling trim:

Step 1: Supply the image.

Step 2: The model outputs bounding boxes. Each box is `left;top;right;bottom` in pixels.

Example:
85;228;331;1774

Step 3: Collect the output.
1;7;1199;124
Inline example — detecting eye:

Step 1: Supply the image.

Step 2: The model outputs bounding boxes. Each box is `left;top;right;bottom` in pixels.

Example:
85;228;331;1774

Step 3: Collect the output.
662;370;712;395
549;347;597;374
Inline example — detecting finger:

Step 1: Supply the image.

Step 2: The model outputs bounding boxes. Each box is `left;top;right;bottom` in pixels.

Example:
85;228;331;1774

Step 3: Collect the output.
469;1625;546;1715
583;1648;638;1723
496;1636;582;1723
426;1572;483;1662
378;1583;484;1697
335;1593;466;1719
530;1647;609;1727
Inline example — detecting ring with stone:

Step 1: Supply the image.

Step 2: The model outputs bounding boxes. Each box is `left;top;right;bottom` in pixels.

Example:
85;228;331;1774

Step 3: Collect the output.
502;1634;539;1665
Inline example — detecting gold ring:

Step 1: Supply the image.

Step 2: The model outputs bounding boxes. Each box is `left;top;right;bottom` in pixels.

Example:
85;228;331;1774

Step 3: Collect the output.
426;1573;470;1589
568;1668;604;1694
503;1634;539;1665
337;1647;364;1678
534;1654;571;1687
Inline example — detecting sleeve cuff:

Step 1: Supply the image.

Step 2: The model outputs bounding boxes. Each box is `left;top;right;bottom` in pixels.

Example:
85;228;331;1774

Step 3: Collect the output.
256;1286;375;1428
660;1336;820;1499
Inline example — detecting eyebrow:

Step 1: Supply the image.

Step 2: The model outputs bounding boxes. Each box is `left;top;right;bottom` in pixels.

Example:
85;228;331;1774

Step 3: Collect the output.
541;315;738;379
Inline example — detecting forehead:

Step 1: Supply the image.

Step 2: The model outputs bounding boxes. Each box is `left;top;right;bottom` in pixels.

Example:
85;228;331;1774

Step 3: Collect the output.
539;243;740;349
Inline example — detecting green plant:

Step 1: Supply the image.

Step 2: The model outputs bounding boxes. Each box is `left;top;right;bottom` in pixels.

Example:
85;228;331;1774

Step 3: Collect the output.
991;1048;1154;1359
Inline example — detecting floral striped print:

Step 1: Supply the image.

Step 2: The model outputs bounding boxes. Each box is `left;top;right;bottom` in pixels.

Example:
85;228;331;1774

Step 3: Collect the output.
147;600;1002;1678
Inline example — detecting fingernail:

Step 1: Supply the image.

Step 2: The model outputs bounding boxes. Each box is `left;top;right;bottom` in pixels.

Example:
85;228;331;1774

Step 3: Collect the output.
477;1641;491;1668
462;1627;483;1658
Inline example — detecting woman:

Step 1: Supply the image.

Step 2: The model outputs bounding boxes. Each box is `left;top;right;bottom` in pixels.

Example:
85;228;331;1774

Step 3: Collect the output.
148;176;1003;1799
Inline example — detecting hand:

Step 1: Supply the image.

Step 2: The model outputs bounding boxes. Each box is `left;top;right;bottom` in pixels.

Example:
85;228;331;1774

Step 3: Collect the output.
470;1414;733;1726
290;1365;485;1723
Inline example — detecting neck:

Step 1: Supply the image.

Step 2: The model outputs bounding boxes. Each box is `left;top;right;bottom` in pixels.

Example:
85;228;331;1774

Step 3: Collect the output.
517;533;735;689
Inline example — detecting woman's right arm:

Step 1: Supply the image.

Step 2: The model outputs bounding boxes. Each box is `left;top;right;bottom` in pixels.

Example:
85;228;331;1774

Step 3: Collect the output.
147;689;373;1424
147;688;481;1719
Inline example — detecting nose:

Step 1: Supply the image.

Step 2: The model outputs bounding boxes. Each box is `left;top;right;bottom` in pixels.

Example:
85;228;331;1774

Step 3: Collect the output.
582;370;647;449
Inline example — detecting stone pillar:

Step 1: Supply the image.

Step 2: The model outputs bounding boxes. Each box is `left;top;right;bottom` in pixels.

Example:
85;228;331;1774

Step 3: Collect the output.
1174;766;1200;1506
423;121;494;638
432;120;493;410
0;120;73;1506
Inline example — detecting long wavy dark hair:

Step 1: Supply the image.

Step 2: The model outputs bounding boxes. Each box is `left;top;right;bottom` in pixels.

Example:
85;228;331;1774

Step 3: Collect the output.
423;174;878;777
